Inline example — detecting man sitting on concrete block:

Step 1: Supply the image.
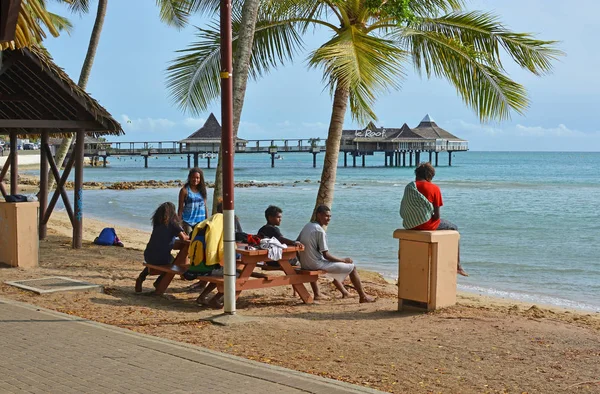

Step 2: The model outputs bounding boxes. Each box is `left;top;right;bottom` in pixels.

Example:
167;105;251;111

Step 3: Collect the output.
400;162;468;277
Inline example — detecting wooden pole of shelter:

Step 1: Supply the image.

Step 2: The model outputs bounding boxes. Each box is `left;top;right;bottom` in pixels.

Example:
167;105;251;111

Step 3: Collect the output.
39;131;49;239
220;0;236;314
73;131;85;248
9;131;17;194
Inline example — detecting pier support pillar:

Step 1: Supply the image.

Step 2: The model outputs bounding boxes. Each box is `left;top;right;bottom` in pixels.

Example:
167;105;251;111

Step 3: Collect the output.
187;154;191;168
194;153;199;168
415;151;420;165
409;151;413;167
435;152;439;167
271;152;276;168
429;151;432;163
312;152;318;168
344;152;348;167
396;152;400;167
362;155;366;167
102;156;107;168
384;153;388;167
207;156;211;169
448;151;452;167
144;155;148;168
353;154;357;168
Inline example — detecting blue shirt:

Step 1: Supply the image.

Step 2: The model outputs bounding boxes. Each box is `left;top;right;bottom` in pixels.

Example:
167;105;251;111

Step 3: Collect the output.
182;186;206;226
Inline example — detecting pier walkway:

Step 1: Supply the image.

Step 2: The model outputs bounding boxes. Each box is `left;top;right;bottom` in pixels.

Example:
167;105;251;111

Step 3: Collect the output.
0;297;382;394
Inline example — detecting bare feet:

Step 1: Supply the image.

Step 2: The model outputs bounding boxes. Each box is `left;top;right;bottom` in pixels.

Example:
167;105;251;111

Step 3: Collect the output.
341;292;356;299
314;294;331;301
457;267;469;277
359;295;376;303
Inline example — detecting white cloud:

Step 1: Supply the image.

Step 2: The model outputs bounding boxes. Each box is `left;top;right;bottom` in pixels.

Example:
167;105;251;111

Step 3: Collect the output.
301;121;327;130
120;114;177;132
445;119;503;135
514;123;584;137
276;120;293;128
182;117;206;130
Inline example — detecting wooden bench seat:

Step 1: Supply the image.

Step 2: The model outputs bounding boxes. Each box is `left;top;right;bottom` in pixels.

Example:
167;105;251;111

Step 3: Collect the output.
140;262;190;295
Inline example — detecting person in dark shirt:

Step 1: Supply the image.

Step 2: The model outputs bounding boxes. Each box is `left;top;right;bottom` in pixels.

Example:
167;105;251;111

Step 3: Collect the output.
135;202;189;292
258;205;302;246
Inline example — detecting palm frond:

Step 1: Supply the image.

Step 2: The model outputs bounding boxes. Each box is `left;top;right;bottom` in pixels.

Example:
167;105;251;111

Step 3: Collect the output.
0;0;63;50
308;25;407;122
415;12;563;75
156;0;193;29
408;0;465;17
65;0;91;15
47;12;73;34
166;12;303;115
402;27;528;121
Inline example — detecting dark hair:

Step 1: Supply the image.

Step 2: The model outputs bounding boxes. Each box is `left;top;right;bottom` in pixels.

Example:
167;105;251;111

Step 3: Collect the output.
264;205;282;220
315;204;330;215
415;162;435;181
151;202;180;228
184;167;207;200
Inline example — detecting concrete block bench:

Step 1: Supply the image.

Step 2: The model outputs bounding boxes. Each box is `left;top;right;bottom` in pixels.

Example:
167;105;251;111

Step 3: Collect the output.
392;229;460;311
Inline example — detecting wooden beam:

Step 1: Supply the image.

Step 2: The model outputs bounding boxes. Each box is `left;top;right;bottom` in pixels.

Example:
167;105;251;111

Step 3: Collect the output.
0;0;21;42
0;93;27;102
43;145;75;227
9;130;17;194
0;120;102;129
0;54;17;76
0;151;10;182
73;131;84;249
39;131;49;240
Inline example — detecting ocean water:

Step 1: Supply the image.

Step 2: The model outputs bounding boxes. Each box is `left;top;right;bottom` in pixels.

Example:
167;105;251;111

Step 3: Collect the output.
27;151;600;312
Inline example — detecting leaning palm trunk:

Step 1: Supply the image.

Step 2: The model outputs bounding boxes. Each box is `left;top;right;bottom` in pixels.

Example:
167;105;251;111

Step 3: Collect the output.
211;0;260;214
311;85;349;222
48;0;107;188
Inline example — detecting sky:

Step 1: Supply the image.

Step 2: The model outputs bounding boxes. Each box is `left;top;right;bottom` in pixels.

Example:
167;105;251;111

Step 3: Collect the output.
43;0;600;151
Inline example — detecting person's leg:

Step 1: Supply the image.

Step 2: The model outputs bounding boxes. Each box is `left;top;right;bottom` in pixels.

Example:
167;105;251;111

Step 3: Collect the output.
310;281;322;299
332;279;352;298
135;267;149;292
348;268;375;303
436;220;468;276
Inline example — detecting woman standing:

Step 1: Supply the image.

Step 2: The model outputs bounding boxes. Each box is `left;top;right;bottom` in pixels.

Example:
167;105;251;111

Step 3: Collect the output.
178;167;208;235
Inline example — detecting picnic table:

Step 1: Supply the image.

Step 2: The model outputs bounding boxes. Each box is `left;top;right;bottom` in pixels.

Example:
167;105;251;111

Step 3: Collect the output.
197;244;320;304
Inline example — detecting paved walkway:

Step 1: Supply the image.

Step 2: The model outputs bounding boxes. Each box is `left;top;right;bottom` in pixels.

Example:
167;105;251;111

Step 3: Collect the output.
0;298;383;394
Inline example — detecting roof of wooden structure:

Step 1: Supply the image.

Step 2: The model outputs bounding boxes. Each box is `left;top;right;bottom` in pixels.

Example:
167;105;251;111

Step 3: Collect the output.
412;114;465;141
180;112;247;143
0;46;123;136
342;115;467;143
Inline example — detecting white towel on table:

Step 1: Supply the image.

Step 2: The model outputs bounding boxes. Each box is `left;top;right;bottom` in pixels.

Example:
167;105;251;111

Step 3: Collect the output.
259;237;286;261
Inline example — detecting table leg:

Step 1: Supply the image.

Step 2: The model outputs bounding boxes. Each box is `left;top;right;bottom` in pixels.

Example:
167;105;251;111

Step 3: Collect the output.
155;273;175;295
278;259;314;304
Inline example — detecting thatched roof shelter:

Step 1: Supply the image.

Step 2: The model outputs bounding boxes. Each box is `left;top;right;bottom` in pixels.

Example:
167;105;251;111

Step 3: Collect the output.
180;113;246;144
0;47;123;249
0;47;123;136
412;114;465;141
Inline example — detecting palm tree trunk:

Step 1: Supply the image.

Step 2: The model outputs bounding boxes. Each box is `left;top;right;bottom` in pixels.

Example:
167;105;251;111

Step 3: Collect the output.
312;84;350;221
211;0;260;214
49;0;107;188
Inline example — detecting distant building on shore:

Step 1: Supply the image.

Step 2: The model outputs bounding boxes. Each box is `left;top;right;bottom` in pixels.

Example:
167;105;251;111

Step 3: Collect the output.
340;114;468;166
179;113;247;153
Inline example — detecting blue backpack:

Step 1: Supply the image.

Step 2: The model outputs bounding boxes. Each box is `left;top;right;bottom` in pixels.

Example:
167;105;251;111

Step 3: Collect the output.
94;228;117;246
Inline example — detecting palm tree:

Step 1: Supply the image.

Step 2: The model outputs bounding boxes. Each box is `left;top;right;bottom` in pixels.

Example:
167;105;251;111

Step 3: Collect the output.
167;0;299;213
168;0;561;217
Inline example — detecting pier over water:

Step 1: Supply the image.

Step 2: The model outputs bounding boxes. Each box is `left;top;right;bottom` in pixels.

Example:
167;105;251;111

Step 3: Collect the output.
78;114;468;168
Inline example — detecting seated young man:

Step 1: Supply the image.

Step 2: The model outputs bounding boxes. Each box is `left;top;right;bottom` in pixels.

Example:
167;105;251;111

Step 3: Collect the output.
258;205;303;266
296;205;375;303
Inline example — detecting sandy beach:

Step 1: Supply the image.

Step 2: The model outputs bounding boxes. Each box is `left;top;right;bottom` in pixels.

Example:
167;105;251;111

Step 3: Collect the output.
0;209;598;394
